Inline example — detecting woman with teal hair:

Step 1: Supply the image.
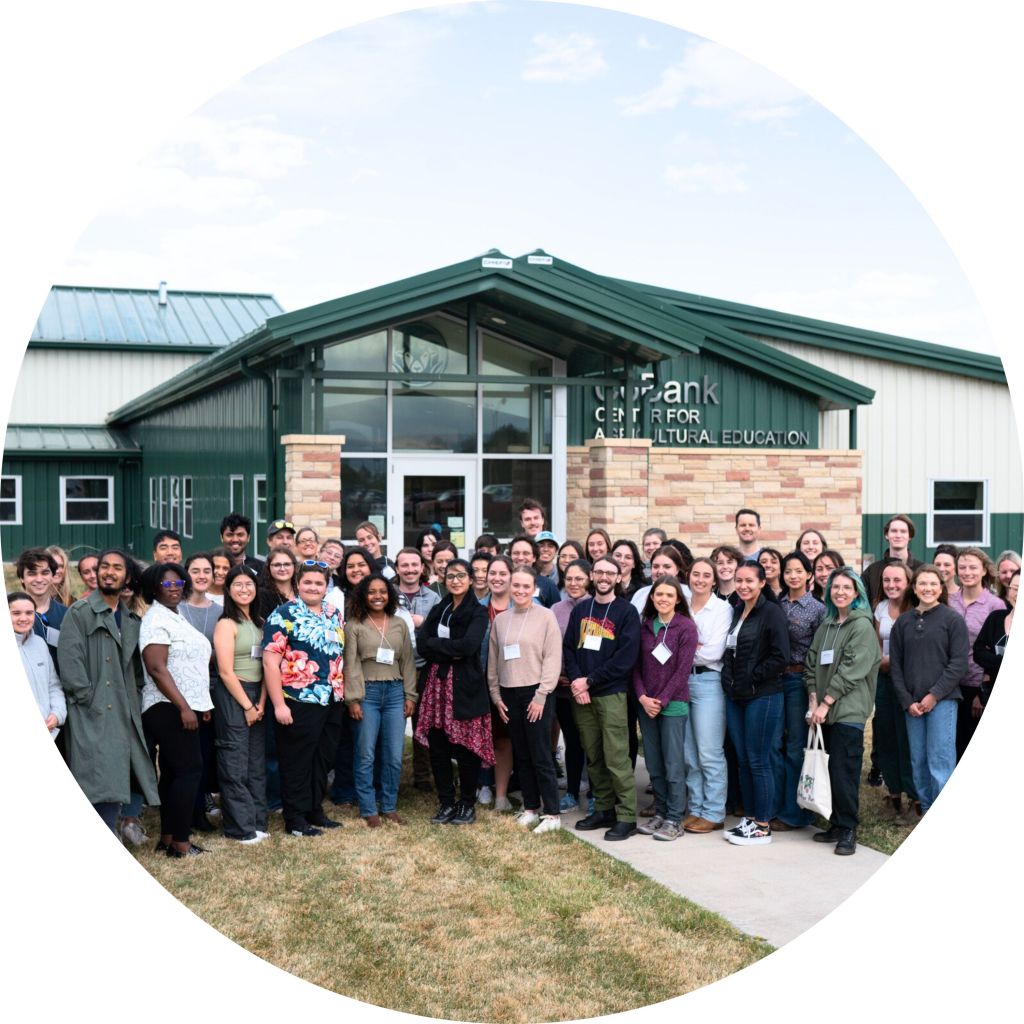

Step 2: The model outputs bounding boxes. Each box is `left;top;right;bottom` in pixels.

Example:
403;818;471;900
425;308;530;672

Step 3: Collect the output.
803;566;881;856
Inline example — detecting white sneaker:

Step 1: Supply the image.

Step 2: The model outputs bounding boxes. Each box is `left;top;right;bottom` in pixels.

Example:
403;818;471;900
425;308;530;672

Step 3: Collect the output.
725;821;772;846
476;785;494;805
516;809;540;827
494;796;514;813
119;820;148;847
533;815;562;834
254;830;270;839
724;816;752;839
239;834;266;845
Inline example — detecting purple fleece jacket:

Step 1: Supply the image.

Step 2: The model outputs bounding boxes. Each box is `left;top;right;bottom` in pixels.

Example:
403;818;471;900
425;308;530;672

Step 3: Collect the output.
631;614;699;705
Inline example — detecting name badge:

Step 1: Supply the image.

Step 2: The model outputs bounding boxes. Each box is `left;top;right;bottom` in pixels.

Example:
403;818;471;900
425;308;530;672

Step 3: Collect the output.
652;641;672;665
250;644;263;660
533;588;541;598
583;634;602;651
726;632;738;650
503;643;521;661
995;644;1006;656
437;624;451;639
820;649;835;665
46;626;61;647
375;647;395;665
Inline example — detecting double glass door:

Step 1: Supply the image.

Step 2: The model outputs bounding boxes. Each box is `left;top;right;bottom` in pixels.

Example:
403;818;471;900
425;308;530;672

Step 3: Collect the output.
386;456;478;559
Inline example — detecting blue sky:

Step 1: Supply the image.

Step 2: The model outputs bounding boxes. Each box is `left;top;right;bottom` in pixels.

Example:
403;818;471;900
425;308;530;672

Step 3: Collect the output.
60;1;989;351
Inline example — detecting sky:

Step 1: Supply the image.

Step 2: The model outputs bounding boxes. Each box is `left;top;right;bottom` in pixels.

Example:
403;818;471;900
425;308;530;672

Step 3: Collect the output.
57;0;992;353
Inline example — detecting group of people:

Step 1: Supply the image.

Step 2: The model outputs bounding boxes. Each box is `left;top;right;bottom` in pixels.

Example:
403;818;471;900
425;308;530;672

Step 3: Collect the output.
14;501;1016;860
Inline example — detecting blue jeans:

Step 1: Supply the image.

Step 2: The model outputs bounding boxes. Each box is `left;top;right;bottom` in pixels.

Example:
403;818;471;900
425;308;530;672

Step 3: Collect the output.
905;699;957;812
354;681;406;817
726;691;784;824
683;671;727;823
638;708;686;823
774;672;812;826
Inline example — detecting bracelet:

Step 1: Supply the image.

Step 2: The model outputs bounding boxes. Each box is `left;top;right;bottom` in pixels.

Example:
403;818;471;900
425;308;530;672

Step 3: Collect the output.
244;704;256;712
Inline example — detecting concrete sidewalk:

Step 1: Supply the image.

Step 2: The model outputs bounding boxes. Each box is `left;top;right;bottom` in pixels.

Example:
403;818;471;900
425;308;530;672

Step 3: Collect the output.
563;759;889;948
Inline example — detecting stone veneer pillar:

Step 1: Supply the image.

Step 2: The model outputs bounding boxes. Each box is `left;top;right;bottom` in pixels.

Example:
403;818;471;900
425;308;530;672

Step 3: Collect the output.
281;434;346;536
567;438;863;556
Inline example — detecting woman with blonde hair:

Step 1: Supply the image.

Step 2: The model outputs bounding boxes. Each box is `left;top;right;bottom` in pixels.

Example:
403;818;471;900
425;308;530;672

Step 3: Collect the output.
47;545;74;605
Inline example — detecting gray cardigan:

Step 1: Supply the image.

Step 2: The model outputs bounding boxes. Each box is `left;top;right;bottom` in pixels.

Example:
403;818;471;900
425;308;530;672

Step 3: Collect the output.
889;604;970;708
19;630;66;737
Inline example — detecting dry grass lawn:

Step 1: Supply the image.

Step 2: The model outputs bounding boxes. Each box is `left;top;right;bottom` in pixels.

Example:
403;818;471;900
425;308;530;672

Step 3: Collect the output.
137;786;771;1023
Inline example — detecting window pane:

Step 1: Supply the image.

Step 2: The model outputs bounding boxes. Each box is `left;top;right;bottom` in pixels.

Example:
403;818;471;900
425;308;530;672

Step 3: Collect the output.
0;501;16;523
933;514;984;544
0;478;15;500
66;500;110;521
65;477;109;500
403;475;464;549
482;383;551;454
392;316;467;376
393;383;476;452
482;459;551;540
322;382;387;452
323;330;387;373
933;481;984;511
481;331;552;377
341;458;387;535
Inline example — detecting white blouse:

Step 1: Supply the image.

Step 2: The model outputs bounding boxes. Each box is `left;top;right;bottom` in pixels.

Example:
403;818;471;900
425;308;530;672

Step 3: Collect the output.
140;601;214;713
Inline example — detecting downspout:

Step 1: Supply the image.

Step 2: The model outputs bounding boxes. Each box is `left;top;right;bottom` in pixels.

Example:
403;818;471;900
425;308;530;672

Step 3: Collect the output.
241;357;278;520
849;407;858;450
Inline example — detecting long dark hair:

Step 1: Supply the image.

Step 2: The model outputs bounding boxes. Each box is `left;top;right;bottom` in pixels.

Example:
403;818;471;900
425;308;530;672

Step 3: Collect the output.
641;575;693;622
347;572;398;621
257;547;297;601
221;564;264;627
611;538;646;597
341;546;377;593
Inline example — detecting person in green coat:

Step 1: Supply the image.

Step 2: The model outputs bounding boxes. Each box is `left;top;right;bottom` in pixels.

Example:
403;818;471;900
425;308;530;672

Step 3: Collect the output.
803;566;880;856
57;549;159;834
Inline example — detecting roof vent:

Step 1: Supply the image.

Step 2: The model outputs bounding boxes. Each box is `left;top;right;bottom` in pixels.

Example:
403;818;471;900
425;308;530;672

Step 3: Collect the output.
158;281;168;306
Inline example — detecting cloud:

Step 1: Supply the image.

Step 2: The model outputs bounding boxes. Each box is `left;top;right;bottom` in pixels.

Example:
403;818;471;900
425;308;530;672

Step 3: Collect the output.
113;166;271;216
636;34;657;51
617;39;806;121
522;32;608;83
664;161;748;194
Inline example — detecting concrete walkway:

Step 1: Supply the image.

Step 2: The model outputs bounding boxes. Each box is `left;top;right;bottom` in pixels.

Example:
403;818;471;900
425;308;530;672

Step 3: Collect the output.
562;759;889;948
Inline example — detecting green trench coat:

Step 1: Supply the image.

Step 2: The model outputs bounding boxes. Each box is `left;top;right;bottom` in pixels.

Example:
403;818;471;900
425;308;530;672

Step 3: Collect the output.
57;591;159;806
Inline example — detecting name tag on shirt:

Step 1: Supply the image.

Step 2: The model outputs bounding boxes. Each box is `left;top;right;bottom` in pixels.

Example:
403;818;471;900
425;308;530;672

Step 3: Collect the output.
726;632;738;650
375;647;395;665
503;643;521;661
583;634;602;651
995;644;1006;656
437;624;451;640
46;626;61;647
820;649;835;665
533;588;541;598
250;644;263;660
652;641;672;665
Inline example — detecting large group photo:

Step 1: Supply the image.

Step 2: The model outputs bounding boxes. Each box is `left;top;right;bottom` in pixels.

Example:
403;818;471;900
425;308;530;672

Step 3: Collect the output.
5;3;1022;1023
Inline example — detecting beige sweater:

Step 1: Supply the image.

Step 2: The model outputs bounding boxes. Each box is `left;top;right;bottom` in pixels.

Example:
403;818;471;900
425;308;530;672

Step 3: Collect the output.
342;617;417;704
486;605;563;707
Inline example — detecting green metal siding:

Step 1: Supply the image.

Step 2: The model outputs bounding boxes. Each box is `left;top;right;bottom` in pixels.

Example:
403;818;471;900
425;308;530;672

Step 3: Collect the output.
861;512;1024;563
0;456;141;559
122;376;272;553
568;352;819;448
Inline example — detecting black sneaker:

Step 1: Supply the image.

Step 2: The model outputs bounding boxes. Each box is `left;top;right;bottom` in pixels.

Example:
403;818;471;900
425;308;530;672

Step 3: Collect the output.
867;767;884;788
430;803;458;824
574;809;616;831
604;820;638;841
310;815;343;829
813;825;843;843
450;801;476;825
834;828;857;856
288;825;324;837
166;843;205;858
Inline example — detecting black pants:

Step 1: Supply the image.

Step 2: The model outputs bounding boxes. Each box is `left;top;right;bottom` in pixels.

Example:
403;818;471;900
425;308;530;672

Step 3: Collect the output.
275;699;344;832
428;728;481;805
143;701;203;843
503;685;560;816
627;690;640;770
555;694;585;800
956;686;982;763
822;722;865;830
192;710;217;819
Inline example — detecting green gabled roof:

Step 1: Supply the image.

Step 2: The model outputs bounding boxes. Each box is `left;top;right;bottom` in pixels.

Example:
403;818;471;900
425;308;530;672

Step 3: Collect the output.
110;249;874;424
5;424;140;457
32;284;284;352
613;277;1005;384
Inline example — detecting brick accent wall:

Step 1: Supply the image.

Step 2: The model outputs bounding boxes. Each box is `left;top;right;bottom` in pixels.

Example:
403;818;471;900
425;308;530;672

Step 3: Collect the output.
567;438;863;558
281;434;345;535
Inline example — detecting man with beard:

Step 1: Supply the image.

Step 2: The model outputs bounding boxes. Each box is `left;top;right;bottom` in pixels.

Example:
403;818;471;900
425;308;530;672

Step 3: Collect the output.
57;549;159;833
220;512;266;571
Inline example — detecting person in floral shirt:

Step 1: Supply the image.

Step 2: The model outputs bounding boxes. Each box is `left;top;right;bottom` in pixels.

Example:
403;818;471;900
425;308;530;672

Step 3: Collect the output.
263;561;345;836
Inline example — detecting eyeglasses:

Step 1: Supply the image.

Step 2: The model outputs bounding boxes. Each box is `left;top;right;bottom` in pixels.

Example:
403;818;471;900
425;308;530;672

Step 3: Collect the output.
301;560;329;569
159;579;186;589
592;570;619;578
445;572;469;582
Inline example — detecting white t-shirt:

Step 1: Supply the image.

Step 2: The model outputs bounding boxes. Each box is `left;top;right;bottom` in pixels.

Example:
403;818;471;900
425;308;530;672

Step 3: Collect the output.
140;601;214;713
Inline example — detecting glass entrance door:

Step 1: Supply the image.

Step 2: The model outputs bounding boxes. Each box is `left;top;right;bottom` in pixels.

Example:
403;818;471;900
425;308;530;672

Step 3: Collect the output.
387;456;478;559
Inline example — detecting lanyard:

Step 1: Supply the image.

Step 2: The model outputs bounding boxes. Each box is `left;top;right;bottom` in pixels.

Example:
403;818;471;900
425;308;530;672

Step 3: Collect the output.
500;606;531;648
368;615;392;650
585;598;612;635
820;620;843;653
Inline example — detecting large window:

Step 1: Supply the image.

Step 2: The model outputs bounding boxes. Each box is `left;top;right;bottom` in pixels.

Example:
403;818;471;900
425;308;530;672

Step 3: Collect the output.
1;476;21;524
341;458;387;538
158;476;168;528
481;332;552;454
253;475;267;555
230;475;245;514
61;476;114;524
482;460;552;541
170;476;181;533
181;477;194;538
929;479;988;546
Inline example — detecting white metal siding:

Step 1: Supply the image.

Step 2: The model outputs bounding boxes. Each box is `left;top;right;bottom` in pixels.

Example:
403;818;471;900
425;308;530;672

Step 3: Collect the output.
10;350;203;424
763;340;1022;514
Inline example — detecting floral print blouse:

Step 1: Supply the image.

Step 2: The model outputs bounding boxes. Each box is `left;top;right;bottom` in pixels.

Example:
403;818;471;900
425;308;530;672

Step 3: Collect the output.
263;599;345;706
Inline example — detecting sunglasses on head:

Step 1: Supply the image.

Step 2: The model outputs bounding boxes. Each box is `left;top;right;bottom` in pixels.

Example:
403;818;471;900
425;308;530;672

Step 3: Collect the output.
302;560;330;569
270;520;295;531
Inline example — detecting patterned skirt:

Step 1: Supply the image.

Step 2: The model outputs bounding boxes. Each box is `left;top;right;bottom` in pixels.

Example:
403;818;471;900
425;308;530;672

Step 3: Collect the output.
414;664;496;767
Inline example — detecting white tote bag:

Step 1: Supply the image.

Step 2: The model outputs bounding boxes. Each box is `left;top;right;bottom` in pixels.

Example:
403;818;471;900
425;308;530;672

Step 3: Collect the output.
796;724;832;820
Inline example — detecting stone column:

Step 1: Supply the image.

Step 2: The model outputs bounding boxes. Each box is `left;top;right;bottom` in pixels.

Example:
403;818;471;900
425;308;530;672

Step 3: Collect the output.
281;434;346;535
